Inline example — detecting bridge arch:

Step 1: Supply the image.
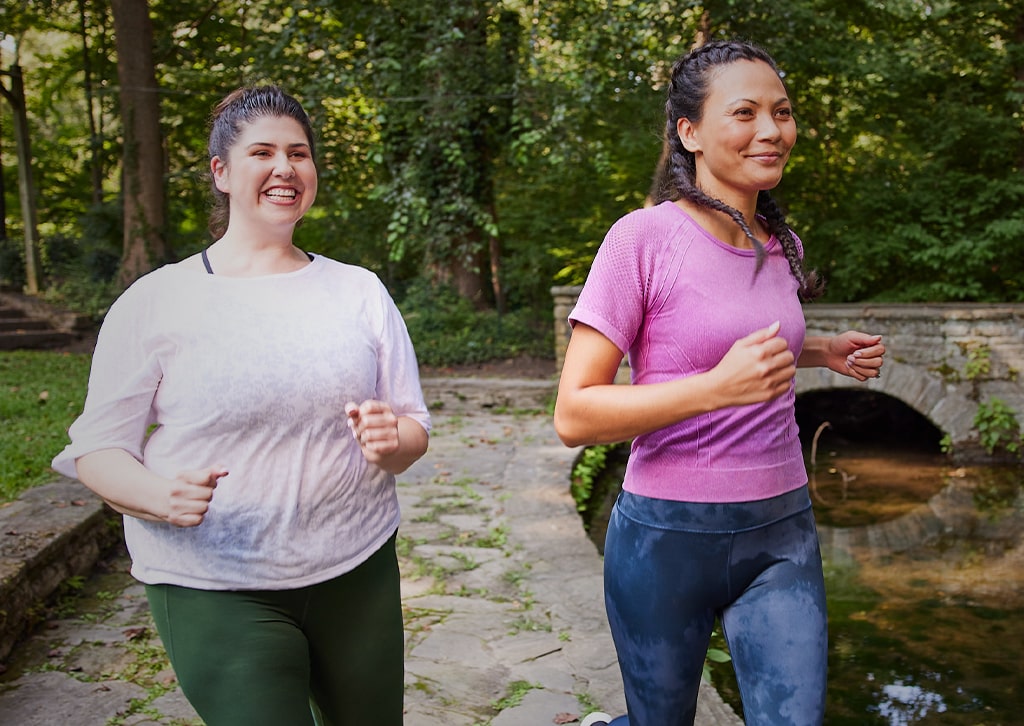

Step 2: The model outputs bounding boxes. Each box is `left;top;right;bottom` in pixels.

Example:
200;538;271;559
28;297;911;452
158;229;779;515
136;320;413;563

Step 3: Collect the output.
800;304;1024;458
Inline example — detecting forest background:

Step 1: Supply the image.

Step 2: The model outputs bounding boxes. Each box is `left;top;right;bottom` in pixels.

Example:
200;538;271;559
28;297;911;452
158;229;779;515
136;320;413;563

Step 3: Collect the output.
2;0;1023;366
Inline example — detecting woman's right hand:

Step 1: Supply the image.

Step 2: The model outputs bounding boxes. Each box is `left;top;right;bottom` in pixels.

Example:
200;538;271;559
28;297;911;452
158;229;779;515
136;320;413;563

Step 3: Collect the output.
165;466;228;527
76;449;228;527
709;321;796;407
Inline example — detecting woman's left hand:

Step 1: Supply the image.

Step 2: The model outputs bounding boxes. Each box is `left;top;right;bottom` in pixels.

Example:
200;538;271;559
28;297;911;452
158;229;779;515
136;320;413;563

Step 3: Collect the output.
828;331;886;381
345;400;401;463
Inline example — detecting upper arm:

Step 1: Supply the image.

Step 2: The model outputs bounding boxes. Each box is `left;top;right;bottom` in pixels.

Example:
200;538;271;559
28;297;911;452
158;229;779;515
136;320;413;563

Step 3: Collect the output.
558;323;625;393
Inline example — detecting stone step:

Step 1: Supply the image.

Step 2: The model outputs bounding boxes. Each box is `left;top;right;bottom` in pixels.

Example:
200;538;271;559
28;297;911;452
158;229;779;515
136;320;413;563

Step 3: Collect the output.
0;317;51;332
0;329;81;351
0;291;96;351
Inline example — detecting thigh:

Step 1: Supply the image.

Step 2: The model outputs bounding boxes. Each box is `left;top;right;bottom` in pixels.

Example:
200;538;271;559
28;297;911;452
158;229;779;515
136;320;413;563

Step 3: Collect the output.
303;532;404;726
145;584;315;726
603;500;729;726
722;508;828;726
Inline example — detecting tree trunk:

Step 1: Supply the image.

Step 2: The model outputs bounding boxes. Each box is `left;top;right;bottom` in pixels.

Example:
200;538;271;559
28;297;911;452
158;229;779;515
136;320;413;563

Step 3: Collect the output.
0;64;42;294
111;0;168;286
450;240;491;309
0;102;7;245
1016;10;1024;171
79;0;103;206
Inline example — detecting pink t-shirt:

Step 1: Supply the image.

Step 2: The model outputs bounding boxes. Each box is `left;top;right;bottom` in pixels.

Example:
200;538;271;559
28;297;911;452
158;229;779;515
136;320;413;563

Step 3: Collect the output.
569;201;808;503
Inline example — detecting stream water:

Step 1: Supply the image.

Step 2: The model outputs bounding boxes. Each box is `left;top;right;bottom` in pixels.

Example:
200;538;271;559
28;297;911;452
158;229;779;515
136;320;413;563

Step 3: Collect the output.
580;408;1024;725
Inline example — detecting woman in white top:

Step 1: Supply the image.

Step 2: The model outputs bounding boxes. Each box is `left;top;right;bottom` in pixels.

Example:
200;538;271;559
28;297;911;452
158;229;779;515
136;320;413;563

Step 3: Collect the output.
53;85;430;726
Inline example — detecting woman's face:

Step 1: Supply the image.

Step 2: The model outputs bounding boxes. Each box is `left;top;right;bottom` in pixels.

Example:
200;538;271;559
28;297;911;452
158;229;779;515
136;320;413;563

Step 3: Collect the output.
211;114;318;233
677;59;796;206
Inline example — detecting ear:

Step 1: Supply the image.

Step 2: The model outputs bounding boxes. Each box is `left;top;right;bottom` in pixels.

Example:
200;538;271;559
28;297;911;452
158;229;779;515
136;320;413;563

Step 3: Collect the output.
211;156;229;194
677;117;701;153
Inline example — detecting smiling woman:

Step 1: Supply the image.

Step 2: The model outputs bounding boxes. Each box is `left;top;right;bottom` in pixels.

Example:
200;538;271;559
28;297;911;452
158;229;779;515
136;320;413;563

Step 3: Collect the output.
50;85;430;726
554;40;885;726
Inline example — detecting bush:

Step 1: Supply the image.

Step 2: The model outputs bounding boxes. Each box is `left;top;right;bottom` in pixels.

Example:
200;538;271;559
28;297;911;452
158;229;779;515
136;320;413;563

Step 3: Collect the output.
396;281;553;367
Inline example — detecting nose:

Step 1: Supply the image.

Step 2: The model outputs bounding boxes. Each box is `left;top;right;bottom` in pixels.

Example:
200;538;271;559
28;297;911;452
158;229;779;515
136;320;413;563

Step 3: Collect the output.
273;152;296;178
757;112;783;141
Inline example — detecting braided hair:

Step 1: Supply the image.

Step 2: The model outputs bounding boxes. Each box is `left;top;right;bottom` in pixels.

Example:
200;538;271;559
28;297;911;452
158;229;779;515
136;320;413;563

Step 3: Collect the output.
650;40;824;302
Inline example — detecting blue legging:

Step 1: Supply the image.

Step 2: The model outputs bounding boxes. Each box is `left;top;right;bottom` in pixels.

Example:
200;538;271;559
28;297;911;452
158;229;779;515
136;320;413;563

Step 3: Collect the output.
603;487;827;726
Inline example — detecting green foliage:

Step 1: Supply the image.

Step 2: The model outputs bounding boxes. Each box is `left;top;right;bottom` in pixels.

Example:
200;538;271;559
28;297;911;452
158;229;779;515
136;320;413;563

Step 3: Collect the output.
570;444;610;513
973;398;1024;458
490;680;541;712
704;632;732;685
963;345;992;382
0;351;90;502
5;0;1024;308
396;281;552;367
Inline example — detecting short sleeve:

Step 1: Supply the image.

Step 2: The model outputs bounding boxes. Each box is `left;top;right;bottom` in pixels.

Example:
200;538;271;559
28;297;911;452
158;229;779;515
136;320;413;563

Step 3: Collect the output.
51;275;163;478
568;209;649;354
373;279;431;435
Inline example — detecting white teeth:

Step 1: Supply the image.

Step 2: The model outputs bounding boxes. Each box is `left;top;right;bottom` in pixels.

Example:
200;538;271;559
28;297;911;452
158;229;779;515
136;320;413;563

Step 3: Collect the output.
265;189;296;199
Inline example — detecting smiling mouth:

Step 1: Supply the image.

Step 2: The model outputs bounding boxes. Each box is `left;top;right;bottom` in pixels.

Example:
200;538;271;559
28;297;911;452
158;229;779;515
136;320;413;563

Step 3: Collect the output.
265;188;298;200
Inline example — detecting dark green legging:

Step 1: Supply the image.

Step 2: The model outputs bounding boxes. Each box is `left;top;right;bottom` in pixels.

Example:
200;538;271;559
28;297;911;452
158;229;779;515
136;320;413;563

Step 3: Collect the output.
145;532;403;726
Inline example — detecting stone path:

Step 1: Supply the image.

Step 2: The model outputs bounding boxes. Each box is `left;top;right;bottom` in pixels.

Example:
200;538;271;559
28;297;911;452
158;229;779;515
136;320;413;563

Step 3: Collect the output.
0;380;741;725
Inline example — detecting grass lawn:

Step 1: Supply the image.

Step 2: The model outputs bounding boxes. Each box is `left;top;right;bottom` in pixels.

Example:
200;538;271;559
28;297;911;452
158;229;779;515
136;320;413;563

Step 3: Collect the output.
0;351;91;502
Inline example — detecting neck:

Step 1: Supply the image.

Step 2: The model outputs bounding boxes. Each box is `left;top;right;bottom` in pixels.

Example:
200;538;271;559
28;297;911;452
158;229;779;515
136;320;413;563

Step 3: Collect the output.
674;198;763;250
207;231;309;277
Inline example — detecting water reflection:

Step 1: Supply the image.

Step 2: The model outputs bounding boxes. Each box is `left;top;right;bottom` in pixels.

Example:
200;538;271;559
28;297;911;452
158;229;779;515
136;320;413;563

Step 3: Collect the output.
809;444;1023;726
872;675;947;725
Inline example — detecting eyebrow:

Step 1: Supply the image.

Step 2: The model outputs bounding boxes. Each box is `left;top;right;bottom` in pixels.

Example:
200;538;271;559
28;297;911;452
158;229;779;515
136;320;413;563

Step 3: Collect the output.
245;141;311;150
728;97;791;107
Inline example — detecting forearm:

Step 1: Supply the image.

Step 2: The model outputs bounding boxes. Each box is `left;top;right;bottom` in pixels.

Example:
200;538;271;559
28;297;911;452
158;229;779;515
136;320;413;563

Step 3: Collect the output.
75;449;171;522
799;332;885;380
554;375;719;447
797;336;831;369
374;417;429;474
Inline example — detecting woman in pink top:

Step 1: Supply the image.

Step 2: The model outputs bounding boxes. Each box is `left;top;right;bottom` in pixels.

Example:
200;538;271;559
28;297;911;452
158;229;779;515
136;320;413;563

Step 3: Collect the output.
555;41;885;726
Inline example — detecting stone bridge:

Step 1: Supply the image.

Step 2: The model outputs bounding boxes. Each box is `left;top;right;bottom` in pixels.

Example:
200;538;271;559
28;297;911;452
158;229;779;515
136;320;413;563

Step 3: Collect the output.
552;288;1024;460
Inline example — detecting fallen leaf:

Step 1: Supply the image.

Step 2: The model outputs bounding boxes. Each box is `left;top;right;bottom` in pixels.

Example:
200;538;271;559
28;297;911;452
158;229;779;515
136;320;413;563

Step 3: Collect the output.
123;626;148;640
553;714;578;725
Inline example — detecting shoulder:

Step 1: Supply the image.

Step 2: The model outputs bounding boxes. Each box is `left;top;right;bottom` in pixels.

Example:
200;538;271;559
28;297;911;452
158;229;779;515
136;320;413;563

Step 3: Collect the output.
113;263;196;305
606;201;693;247
310;256;398;309
312;255;385;287
595;202;696;274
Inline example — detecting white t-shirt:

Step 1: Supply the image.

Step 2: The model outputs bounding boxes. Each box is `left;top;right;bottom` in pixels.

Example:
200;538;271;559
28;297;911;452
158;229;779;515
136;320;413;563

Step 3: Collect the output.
52;254;430;590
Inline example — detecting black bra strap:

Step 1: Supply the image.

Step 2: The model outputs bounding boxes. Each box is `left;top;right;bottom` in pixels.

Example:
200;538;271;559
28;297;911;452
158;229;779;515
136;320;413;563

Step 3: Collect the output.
201;248;312;274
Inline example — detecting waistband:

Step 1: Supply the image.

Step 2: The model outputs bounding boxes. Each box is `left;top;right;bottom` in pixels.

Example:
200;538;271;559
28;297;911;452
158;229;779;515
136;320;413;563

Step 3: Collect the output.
614;484;812;534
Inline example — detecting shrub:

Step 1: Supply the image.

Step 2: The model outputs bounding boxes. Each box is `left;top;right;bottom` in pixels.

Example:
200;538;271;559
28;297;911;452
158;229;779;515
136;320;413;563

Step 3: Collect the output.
396;281;552;367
